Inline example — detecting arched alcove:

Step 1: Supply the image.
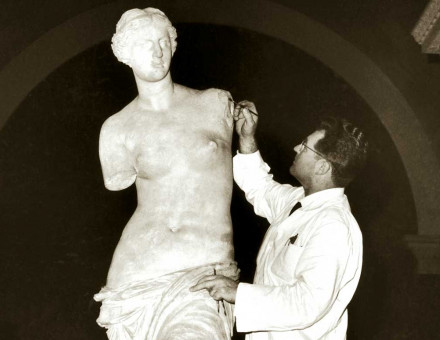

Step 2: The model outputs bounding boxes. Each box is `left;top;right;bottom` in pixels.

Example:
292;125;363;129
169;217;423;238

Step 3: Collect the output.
1;1;439;248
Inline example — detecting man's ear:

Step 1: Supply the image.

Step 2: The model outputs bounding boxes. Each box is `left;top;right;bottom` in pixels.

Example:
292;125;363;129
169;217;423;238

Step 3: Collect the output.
315;159;332;176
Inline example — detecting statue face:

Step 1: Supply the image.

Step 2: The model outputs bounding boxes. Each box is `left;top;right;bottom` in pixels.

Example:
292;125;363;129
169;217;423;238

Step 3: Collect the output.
129;22;173;82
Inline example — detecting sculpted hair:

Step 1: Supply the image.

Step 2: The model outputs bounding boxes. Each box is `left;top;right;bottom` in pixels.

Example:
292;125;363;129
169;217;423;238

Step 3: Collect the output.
111;8;178;65
314;117;368;187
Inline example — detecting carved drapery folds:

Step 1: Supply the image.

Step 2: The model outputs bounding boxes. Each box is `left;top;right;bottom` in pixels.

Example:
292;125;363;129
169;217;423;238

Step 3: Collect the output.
412;0;440;54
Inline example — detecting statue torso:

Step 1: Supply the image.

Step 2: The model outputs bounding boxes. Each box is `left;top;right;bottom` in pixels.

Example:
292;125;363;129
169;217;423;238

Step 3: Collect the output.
101;86;235;287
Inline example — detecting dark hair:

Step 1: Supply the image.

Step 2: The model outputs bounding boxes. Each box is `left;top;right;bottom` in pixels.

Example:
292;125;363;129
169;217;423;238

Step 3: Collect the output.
314;117;368;187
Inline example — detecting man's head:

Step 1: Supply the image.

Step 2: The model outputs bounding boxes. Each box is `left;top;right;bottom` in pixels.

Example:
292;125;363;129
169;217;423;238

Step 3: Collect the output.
111;8;177;69
290;117;368;189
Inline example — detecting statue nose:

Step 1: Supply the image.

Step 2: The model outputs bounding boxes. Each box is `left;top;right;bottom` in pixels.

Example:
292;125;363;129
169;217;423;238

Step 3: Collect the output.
153;44;163;58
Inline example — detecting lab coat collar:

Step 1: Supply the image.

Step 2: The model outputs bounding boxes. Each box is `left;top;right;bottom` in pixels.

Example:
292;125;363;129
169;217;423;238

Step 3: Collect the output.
299;187;345;210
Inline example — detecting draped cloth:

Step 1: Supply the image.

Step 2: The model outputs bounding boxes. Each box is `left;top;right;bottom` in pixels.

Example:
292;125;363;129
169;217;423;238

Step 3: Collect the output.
94;262;239;340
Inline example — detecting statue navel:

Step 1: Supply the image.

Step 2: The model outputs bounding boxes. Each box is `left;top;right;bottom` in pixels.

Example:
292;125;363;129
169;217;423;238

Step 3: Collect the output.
169;225;178;232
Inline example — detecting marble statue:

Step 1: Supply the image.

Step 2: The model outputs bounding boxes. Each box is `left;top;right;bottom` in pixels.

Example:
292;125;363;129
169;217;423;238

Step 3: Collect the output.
93;8;238;340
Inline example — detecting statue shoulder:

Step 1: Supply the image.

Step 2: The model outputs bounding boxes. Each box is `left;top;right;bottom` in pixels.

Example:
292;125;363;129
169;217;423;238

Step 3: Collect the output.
101;100;135;132
175;84;232;105
200;88;234;128
173;85;233;126
201;88;232;104
190;88;233;115
100;114;122;140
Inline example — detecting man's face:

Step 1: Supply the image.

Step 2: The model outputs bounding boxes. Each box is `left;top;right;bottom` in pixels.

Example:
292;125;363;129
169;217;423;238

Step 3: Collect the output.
289;130;325;186
129;22;173;82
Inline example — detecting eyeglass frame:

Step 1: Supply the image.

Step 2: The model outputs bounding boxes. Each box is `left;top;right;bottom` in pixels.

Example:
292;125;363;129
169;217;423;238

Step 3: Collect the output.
299;140;328;160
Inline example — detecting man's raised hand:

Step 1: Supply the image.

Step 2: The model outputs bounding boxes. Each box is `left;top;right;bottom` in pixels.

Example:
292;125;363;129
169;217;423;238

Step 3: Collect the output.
233;100;258;139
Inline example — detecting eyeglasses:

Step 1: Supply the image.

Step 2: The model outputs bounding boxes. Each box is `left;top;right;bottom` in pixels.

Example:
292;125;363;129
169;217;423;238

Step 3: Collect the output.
299;140;328;160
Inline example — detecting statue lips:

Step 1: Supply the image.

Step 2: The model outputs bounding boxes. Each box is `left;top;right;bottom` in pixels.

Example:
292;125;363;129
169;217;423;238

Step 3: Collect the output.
151;61;164;68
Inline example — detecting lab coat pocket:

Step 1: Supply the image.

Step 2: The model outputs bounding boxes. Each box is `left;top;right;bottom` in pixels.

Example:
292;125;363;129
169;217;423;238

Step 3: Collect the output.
271;244;305;282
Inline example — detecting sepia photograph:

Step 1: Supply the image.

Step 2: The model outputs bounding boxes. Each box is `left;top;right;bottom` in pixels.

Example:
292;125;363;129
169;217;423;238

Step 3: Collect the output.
1;1;439;339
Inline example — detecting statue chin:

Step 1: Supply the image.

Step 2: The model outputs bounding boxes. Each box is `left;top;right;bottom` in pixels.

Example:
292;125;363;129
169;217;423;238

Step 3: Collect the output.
133;68;171;83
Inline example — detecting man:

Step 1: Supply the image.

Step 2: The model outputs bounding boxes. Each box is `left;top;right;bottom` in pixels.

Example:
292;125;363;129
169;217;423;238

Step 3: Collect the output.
191;101;368;339
94;8;238;340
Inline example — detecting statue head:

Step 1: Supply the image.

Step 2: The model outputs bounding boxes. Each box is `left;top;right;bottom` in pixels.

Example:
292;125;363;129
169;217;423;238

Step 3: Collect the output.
111;8;178;67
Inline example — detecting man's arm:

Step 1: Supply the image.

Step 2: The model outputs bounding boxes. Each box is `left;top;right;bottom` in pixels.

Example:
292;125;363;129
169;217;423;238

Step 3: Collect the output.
232;101;301;222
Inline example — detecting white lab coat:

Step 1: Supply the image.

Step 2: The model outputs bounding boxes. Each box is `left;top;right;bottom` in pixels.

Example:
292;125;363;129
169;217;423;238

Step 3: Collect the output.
233;151;363;340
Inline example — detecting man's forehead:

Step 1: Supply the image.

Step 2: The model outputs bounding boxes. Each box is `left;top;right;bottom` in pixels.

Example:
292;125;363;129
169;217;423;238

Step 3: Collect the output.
305;130;325;144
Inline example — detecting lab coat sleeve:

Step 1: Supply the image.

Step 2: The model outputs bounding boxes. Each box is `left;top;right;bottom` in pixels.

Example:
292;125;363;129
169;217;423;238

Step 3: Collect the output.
235;220;352;331
233;151;297;223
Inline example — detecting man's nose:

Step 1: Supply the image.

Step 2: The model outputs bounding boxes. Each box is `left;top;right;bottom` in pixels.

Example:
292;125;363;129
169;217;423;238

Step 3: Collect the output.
293;144;301;154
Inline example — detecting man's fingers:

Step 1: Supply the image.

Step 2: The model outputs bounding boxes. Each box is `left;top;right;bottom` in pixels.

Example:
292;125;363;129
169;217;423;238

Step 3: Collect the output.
233;100;256;115
233;105;243;120
190;276;238;304
242;108;256;125
189;275;218;292
190;281;213;292
239;101;257;113
211;290;222;301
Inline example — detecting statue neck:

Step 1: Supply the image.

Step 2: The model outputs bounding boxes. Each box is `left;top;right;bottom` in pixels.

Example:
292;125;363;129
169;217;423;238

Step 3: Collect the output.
134;73;175;111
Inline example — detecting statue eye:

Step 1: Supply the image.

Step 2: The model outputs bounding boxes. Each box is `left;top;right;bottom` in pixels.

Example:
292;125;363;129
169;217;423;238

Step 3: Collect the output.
159;39;170;47
134;40;153;48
